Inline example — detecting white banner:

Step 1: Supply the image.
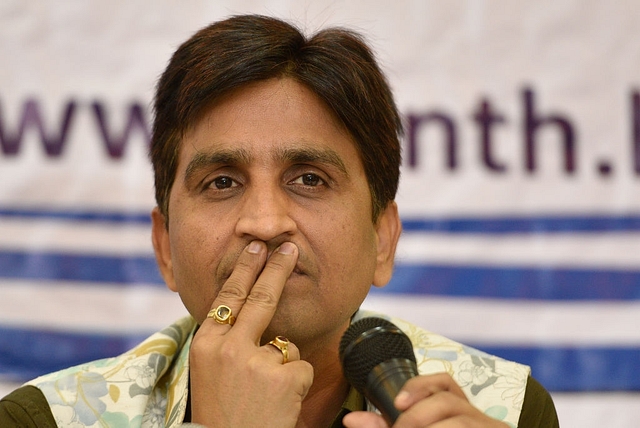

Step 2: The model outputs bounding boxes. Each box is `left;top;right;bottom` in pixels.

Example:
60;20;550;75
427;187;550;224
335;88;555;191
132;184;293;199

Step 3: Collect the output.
2;1;640;426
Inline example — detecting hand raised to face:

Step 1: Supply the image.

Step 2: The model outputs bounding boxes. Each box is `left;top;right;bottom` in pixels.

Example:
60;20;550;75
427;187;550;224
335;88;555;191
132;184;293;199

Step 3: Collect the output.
189;240;314;428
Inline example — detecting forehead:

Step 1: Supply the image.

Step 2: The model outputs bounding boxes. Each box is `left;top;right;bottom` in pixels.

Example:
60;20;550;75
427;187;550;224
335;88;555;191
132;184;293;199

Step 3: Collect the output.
178;78;363;168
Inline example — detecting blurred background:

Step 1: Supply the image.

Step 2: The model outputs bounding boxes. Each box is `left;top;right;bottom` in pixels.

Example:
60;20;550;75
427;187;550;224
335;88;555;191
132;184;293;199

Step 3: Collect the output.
1;1;639;426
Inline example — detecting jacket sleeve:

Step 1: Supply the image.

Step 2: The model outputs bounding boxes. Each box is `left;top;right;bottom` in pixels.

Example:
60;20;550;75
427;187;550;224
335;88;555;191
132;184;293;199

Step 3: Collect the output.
517;376;559;428
0;385;57;427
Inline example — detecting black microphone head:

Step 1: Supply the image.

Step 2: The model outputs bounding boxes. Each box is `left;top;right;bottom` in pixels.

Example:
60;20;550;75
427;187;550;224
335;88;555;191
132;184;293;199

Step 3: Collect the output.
339;317;416;392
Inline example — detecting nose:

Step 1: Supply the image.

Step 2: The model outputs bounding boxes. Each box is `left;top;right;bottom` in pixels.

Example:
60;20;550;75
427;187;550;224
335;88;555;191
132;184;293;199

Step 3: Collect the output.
235;183;297;242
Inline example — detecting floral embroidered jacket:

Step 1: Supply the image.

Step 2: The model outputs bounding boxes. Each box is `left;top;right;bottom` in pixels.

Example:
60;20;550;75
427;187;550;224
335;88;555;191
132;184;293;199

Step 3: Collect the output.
24;310;530;427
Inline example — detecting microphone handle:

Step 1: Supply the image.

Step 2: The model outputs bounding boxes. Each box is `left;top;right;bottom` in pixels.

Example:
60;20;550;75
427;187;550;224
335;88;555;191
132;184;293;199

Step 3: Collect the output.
364;358;419;425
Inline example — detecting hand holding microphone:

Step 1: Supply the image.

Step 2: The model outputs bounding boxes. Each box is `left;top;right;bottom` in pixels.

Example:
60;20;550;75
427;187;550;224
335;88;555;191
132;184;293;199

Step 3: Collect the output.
340;317;509;428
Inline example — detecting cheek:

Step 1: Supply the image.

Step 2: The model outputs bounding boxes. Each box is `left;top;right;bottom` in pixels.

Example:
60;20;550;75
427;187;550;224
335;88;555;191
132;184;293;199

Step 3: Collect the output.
167;216;226;307
169;203;228;259
315;208;378;284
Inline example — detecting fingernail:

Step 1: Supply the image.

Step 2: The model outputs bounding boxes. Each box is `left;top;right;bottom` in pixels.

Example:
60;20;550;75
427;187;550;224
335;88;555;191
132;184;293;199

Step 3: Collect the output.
247;241;262;254
277;242;296;255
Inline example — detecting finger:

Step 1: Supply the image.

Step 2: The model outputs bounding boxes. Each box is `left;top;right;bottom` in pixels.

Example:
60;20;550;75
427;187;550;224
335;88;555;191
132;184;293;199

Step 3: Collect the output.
394;391;477;428
202;240;267;327
233;242;298;339
395;373;467;411
280;359;315;402
342;411;388;428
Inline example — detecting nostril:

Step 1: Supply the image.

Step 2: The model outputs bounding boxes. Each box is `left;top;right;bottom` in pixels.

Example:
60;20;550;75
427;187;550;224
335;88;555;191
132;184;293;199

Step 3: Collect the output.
235;205;298;241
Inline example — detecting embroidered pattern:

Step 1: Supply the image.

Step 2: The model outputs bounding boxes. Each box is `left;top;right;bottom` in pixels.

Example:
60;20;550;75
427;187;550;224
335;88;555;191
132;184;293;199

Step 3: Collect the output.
29;311;529;427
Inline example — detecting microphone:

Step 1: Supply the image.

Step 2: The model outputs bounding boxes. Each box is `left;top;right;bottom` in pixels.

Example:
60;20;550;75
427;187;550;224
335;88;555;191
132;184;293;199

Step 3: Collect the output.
339;317;418;425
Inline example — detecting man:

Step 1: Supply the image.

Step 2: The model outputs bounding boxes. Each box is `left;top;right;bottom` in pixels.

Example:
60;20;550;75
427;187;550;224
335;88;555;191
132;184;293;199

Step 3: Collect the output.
0;14;558;427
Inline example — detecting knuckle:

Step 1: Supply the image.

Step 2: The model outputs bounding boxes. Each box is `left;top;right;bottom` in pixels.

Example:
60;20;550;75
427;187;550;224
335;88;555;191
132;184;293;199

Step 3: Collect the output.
234;256;258;275
246;354;280;380
246;288;278;307
302;361;315;380
190;334;211;355
269;371;292;389
190;334;224;365
264;256;294;273
217;282;247;301
217;340;242;361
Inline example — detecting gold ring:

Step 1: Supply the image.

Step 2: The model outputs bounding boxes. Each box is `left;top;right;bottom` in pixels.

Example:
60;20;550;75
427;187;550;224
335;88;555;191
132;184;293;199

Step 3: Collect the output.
268;336;289;364
207;305;236;326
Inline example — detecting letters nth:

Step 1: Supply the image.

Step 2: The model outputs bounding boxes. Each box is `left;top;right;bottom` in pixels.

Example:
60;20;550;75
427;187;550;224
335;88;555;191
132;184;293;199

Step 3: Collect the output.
407;86;578;174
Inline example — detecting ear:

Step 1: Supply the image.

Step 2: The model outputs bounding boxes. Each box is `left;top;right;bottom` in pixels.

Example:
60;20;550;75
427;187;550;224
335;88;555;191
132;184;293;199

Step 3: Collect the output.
151;207;178;292
372;201;402;288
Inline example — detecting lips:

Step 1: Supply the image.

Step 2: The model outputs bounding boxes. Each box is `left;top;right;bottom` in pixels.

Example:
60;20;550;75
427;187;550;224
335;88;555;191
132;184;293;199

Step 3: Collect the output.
217;252;307;284
261;262;306;278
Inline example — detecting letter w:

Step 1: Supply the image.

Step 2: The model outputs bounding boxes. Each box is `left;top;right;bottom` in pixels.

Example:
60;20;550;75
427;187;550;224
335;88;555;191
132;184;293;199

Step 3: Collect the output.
92;102;150;158
0;99;76;156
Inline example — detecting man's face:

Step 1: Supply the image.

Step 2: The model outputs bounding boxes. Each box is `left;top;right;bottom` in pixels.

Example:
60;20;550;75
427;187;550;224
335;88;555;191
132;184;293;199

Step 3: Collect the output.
152;77;400;349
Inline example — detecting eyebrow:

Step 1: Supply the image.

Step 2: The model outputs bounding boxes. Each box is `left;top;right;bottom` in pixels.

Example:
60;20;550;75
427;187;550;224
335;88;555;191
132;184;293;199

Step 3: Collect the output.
184;148;251;185
277;146;348;176
183;145;349;185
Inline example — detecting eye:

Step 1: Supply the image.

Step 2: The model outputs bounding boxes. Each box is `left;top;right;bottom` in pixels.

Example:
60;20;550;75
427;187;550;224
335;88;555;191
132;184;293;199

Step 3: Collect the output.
209;176;236;190
292;173;324;187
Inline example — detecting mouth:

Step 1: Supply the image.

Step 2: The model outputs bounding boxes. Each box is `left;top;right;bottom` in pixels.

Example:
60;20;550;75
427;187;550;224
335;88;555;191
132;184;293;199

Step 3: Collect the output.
216;241;312;286
218;257;306;284
261;261;306;278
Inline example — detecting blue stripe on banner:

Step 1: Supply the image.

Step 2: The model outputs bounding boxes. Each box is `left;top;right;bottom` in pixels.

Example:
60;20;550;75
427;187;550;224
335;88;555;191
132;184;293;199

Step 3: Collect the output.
379;263;640;300
0;207;151;224
0;251;164;285
0;326;149;382
474;344;640;392
2;206;640;233
402;214;640;234
2;251;640;300
0;325;636;391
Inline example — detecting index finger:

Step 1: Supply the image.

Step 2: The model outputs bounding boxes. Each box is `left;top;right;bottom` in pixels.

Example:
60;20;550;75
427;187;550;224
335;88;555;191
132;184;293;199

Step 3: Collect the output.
200;240;268;327
232;241;298;340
